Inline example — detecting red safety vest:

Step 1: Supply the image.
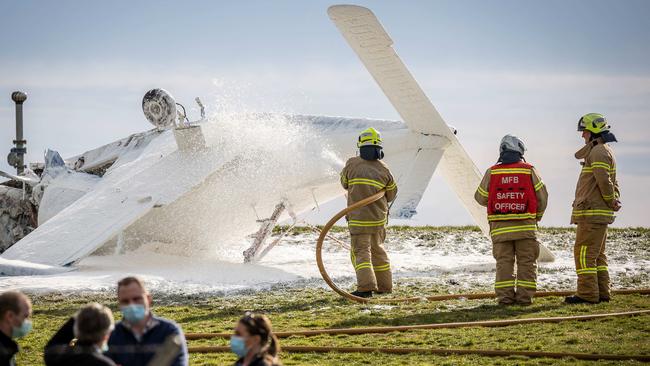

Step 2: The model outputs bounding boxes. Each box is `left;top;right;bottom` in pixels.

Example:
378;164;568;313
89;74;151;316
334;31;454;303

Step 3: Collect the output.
487;162;537;221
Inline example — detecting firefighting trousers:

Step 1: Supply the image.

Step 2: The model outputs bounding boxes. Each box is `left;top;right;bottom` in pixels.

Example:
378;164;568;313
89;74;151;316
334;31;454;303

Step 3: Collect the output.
574;223;610;302
493;238;540;304
350;229;392;292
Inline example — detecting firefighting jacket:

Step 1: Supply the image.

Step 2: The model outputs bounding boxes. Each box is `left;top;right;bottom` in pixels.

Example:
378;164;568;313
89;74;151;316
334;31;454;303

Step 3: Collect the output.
474;162;548;243
340;156;397;234
571;137;620;224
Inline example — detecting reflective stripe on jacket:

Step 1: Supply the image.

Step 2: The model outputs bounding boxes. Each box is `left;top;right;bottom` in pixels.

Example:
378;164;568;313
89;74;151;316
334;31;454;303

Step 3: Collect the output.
474;162;548;243
571;138;620;224
340;157;397;234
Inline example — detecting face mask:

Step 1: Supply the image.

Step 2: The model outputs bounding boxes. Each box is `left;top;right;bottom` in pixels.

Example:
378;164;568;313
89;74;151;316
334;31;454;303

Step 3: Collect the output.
12;319;32;339
230;335;248;358
101;342;109;353
120;304;147;324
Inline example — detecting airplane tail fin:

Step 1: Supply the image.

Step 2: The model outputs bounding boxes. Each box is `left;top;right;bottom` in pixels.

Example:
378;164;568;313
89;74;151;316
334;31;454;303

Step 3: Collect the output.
328;4;481;225
328;4;555;261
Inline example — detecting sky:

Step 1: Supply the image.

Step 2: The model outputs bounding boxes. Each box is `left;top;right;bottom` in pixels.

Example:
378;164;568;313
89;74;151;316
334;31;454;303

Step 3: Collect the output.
1;0;649;227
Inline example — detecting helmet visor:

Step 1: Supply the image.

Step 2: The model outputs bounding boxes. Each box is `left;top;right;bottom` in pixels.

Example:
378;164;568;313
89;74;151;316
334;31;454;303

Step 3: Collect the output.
577;117;586;131
592;117;606;130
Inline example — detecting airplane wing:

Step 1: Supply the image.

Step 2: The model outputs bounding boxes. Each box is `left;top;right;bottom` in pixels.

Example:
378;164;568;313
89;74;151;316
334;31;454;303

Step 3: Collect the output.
0;170;40;186
0;257;74;276
328;5;555;261
1;130;227;266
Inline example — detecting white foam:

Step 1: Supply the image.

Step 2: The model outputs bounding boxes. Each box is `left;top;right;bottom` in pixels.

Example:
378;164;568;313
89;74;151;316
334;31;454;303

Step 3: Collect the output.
2;231;646;295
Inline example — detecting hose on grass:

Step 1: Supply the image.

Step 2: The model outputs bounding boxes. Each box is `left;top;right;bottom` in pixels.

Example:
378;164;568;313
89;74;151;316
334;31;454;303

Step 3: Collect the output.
185;309;650;340
185;196;650;361
313;190;650;304
186;310;650;360
188;345;650;362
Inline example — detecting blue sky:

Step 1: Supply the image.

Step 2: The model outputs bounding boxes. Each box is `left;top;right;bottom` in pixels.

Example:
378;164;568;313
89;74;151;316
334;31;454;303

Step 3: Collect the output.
1;0;649;226
3;1;649;72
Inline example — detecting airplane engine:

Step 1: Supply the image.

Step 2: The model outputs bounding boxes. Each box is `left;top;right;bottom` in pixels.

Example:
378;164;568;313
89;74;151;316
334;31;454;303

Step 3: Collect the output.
142;88;177;130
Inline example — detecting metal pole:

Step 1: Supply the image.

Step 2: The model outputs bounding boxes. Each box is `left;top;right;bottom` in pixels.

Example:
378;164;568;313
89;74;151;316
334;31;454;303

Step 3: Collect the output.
10;91;27;174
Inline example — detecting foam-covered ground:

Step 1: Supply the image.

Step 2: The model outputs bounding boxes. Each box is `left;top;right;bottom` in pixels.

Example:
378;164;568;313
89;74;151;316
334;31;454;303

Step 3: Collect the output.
1;227;647;295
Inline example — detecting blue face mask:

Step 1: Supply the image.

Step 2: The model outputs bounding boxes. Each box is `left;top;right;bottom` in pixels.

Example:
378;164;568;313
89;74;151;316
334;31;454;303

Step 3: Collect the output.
12;319;32;339
230;335;248;358
120;304;147;324
101;342;109;353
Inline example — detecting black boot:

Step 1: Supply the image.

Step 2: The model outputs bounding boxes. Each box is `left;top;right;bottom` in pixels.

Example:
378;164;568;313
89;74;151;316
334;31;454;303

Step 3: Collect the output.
564;295;598;304
351;290;373;298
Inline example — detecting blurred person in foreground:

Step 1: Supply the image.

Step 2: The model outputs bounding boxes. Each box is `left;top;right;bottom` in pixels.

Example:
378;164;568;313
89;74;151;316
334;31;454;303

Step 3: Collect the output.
231;313;281;366
44;303;116;366
0;291;32;366
106;276;188;366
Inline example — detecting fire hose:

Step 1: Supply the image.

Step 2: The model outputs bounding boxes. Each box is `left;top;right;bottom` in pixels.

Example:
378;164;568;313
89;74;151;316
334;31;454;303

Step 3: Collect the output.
315;190;388;303
186;310;650;360
188;345;650;362
186;311;650;361
185;309;649;340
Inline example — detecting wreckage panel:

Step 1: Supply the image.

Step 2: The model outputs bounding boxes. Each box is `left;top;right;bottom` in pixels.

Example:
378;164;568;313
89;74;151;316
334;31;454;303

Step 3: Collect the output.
2;131;227;266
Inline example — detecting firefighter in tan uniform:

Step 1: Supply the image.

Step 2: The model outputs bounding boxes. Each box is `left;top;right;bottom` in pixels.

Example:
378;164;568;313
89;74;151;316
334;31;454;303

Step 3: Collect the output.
475;135;548;305
565;113;621;304
340;128;397;298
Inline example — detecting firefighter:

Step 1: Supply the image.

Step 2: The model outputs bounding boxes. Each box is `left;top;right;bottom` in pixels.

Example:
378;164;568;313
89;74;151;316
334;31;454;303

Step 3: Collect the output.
475;135;548;305
565;113;621;304
340;127;397;298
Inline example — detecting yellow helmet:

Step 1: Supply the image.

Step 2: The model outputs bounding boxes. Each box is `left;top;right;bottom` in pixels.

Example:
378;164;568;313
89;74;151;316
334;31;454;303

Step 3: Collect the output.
578;113;610;134
357;127;382;148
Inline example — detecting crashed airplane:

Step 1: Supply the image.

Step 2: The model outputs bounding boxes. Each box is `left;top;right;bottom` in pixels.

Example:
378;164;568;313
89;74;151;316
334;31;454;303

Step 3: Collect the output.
0;5;554;276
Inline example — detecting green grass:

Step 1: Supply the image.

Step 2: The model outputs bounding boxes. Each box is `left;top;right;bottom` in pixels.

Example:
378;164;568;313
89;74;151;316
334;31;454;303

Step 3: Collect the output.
18;286;650;365
16;226;650;364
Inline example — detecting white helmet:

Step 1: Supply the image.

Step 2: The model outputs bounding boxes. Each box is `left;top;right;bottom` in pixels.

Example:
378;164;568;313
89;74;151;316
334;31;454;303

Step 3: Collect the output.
499;134;526;155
